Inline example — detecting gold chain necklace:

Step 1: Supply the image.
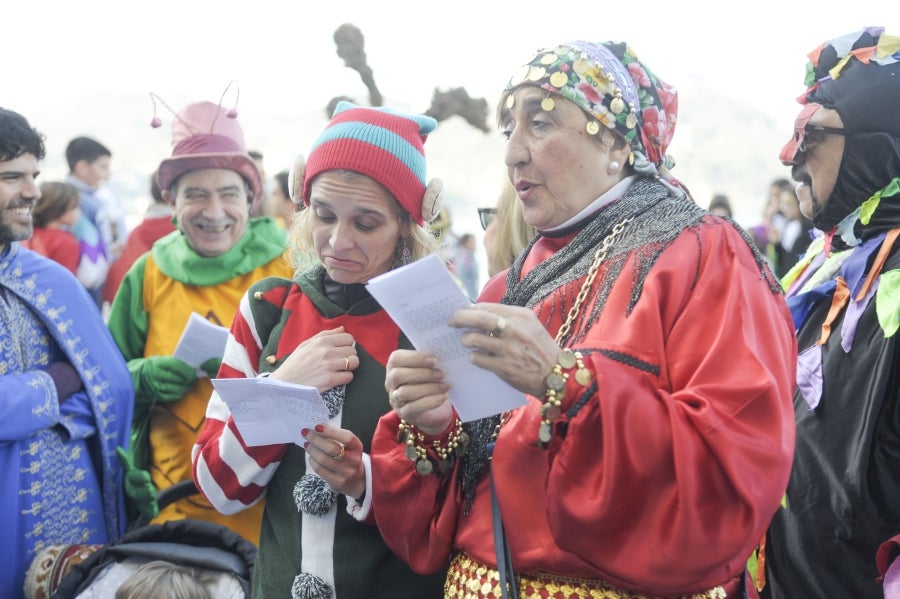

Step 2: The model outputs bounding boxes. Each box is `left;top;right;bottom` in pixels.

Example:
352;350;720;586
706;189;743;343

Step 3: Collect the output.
537;216;632;446
554;216;632;344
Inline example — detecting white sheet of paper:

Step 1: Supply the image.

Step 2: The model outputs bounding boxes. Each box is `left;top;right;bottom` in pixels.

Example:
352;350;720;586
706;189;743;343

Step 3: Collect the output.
173;312;230;373
366;254;526;421
211;377;330;447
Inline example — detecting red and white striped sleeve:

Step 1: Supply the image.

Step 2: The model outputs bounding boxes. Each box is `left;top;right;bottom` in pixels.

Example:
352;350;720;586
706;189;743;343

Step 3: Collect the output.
192;292;288;515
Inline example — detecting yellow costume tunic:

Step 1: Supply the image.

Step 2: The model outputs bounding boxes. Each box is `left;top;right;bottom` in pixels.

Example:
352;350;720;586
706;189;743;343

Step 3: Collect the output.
108;218;293;544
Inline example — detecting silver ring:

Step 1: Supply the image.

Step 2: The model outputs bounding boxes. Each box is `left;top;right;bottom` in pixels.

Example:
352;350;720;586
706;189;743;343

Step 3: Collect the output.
489;316;507;338
391;388;402;407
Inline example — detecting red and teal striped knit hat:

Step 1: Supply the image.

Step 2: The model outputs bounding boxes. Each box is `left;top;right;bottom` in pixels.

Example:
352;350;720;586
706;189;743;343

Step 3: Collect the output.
302;101;437;225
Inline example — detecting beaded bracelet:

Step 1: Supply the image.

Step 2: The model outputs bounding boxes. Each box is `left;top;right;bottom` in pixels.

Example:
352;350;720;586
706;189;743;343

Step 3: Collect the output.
538;349;590;448
398;418;470;475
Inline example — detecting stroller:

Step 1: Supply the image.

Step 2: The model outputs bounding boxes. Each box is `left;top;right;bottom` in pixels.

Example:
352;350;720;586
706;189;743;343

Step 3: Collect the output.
25;481;256;599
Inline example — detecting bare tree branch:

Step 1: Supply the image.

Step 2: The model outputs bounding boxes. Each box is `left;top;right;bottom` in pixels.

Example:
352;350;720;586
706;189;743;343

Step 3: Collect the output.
425;87;490;132
333;23;383;107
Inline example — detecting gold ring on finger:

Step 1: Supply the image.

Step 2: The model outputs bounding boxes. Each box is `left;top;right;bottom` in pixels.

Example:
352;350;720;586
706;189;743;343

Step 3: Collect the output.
332;441;345;462
489;316;507;338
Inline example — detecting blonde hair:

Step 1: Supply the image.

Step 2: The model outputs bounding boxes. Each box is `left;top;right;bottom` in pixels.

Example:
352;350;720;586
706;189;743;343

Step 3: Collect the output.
288;170;440;275
114;561;212;599
487;181;537;277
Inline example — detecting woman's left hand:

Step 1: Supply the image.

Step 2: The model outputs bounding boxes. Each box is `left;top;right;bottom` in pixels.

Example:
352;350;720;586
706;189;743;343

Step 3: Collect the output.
302;424;366;500
449;304;561;397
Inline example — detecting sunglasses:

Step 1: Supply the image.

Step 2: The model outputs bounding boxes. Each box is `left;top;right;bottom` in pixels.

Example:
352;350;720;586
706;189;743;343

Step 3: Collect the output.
795;123;848;151
478;207;497;231
779;102;862;164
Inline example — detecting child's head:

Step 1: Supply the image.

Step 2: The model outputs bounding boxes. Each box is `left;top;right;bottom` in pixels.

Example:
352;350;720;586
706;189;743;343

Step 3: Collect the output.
114;560;212;599
65;136;111;189
33;181;81;228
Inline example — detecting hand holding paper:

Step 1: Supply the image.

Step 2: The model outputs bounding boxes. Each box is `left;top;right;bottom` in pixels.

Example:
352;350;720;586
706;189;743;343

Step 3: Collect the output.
366;254;526;421
173;312;230;376
212;377;330;447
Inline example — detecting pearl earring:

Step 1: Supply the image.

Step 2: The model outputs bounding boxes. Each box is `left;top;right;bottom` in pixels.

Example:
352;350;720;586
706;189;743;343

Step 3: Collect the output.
609;161;620;173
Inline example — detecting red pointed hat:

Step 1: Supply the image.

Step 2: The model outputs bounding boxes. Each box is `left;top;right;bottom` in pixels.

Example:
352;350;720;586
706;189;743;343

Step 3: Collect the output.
156;100;262;211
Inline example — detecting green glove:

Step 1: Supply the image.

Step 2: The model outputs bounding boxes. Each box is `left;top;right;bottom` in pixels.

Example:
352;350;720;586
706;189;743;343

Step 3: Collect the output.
131;356;198;402
200;357;222;378
117;446;159;521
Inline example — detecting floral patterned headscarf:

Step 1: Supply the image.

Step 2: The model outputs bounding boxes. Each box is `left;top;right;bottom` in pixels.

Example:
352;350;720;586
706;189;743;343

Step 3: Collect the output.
503;40;679;184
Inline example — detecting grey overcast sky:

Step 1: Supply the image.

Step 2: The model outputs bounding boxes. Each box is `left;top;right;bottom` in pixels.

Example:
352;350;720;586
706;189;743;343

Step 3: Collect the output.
5;0;894;130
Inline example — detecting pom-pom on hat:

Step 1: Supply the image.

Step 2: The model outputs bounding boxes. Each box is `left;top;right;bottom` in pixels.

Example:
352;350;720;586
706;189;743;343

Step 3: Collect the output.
154;85;262;212
302;101;437;225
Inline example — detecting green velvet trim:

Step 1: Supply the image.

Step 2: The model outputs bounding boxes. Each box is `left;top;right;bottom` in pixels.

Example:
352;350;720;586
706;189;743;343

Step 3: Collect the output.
150;218;287;285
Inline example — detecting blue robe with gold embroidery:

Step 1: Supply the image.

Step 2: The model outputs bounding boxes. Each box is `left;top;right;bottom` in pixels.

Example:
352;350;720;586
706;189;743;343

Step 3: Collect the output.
0;243;133;599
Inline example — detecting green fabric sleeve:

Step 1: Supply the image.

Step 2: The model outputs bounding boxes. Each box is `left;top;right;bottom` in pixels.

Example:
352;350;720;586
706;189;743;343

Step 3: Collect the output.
107;255;152;401
107;255;152;474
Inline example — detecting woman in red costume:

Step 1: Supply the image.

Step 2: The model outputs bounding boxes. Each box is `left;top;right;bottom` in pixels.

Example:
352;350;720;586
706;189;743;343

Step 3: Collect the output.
373;40;797;598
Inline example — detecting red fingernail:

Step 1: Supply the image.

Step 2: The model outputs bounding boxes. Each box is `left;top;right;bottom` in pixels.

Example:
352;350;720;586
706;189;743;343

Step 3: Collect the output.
315;424;325;433
301;428;309;436
303;442;309;449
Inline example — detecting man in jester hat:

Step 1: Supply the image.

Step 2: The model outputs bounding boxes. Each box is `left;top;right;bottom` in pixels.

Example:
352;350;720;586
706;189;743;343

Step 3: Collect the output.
106;91;293;545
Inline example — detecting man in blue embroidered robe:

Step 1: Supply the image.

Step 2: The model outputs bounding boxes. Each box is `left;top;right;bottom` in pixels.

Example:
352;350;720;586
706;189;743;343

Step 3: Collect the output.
0;107;133;599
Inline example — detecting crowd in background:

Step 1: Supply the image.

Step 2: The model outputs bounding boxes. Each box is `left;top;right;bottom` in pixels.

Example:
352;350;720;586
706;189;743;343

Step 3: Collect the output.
2;25;899;599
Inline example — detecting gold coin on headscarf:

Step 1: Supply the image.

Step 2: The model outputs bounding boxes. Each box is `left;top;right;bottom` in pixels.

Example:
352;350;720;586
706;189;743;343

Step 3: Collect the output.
541;96;555;112
573;58;591;76
527;66;546;81
509;65;530;87
610;96;625;115
549;71;568;88
540;52;557;65
585;121;600;135
625;112;638;129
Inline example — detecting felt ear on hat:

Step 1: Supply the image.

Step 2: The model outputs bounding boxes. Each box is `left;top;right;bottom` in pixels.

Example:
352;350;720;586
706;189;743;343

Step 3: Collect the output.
422;178;444;224
288;154;306;206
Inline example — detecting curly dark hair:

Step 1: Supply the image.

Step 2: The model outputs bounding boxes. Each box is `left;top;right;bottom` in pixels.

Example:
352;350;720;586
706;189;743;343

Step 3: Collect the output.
0;107;46;162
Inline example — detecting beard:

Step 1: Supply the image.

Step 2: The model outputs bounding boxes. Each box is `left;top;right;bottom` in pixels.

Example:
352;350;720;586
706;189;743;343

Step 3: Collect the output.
791;169;822;223
0;202;35;246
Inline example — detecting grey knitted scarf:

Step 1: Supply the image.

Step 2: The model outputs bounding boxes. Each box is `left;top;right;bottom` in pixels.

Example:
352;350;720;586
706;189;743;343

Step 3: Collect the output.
458;177;777;512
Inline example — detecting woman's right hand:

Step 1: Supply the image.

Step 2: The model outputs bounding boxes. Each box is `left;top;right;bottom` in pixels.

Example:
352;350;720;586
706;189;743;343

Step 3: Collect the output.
385;349;453;435
270;326;359;392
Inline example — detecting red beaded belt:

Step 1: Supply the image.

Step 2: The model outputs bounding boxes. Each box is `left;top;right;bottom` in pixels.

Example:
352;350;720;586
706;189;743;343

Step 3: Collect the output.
444;552;728;599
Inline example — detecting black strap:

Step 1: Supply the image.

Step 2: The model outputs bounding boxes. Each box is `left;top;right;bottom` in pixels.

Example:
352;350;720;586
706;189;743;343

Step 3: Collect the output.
487;441;518;599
